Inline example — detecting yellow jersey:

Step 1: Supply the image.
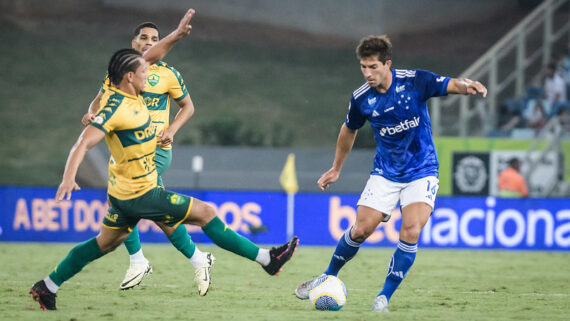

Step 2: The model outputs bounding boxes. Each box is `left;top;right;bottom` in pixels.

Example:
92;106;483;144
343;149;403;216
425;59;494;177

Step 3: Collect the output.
91;87;158;200
101;61;189;150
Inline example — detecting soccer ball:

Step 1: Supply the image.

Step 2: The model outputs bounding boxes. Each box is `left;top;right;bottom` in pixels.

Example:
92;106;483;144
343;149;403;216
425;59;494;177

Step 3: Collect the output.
309;275;347;311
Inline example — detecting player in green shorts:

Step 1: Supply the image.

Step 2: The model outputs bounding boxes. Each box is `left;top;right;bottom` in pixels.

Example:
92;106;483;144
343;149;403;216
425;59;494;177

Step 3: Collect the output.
30;10;298;311
81;21;206;292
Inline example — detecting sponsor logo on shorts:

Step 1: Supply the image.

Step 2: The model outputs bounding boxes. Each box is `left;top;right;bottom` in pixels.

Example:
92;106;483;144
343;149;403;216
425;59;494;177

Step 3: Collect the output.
105;213;119;223
169;194;186;205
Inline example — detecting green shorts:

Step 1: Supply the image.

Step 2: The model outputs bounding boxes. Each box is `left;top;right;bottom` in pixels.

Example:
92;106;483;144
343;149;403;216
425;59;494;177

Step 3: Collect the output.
103;187;193;230
155;147;172;188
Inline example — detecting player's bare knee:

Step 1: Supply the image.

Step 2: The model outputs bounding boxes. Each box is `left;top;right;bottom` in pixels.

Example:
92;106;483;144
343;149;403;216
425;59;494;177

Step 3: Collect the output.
350;225;372;243
400;223;422;242
200;203;217;224
186;200;217;226
96;230;128;253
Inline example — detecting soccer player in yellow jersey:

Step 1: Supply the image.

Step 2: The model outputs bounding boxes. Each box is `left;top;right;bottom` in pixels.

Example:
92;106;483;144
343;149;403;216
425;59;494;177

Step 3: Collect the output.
30;11;298;311
82;22;205;292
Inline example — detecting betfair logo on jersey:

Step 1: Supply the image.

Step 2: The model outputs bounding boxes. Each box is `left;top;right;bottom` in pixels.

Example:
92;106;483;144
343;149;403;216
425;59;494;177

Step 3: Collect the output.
379;116;420;136
147;74;160;86
169;194;186;205
134;127;156;140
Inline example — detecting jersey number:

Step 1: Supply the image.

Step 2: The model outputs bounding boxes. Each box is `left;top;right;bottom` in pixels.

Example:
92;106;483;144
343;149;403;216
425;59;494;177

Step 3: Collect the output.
426;180;437;195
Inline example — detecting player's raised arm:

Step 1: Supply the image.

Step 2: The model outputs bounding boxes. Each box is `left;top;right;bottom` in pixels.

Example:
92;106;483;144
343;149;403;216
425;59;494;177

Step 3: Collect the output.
447;78;488;97
143;8;195;64
55;126;105;201
81;91;104;126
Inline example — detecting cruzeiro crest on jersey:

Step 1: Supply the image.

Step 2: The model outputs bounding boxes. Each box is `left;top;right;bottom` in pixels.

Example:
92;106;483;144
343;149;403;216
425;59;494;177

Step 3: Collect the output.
147;74;160;86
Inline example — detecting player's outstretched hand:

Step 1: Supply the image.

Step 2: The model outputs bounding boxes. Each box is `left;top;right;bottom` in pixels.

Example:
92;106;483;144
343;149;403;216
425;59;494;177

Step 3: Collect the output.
143;8;196;64
467;80;487;98
56;180;81;201
175;8;195;39
317;168;340;191
81;112;95;126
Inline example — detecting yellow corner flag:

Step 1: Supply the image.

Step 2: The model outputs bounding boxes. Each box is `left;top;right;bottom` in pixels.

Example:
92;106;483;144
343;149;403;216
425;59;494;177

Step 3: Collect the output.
280;153;299;193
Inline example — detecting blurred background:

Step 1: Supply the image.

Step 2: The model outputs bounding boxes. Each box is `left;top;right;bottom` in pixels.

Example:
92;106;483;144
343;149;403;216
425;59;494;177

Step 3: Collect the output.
1;0;569;196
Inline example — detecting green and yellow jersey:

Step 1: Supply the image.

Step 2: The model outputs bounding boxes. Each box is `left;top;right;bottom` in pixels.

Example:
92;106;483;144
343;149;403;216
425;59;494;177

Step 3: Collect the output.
101;61;189;150
91;87;158;200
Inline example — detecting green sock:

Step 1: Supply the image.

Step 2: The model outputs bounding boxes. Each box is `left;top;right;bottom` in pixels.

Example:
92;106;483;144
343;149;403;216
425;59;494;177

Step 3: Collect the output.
123;226;142;255
167;224;196;258
49;237;105;286
202;216;259;261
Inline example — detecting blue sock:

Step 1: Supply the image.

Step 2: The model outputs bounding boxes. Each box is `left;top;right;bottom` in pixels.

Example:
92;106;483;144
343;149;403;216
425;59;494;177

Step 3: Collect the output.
378;240;417;302
324;227;362;276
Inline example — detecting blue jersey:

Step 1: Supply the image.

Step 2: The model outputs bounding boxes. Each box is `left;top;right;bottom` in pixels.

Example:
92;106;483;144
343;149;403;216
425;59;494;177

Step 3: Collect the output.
345;69;450;183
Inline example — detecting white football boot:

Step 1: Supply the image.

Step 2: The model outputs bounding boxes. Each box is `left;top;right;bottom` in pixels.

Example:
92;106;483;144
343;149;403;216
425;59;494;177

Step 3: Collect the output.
194;253;215;296
371;295;389;312
120;261;152;290
294;276;319;300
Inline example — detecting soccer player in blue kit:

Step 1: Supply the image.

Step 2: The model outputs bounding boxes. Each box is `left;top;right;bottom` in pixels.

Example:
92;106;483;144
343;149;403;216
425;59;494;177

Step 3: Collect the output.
294;35;487;312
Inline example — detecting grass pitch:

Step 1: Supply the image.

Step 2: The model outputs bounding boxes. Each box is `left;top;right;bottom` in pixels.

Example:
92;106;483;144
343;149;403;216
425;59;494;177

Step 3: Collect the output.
0;242;568;320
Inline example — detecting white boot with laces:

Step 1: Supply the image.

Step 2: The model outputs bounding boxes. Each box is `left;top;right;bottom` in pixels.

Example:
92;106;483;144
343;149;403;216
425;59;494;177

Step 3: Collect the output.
120;260;152;290
194;253;215;296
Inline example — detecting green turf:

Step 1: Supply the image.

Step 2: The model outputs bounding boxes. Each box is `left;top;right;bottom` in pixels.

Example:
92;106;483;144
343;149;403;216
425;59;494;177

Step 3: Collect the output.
0;242;568;320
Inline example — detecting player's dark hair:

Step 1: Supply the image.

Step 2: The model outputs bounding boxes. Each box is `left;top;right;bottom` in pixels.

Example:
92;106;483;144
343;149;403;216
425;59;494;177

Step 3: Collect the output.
356;35;392;63
508;158;520;168
134;22;160;38
108;48;143;86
